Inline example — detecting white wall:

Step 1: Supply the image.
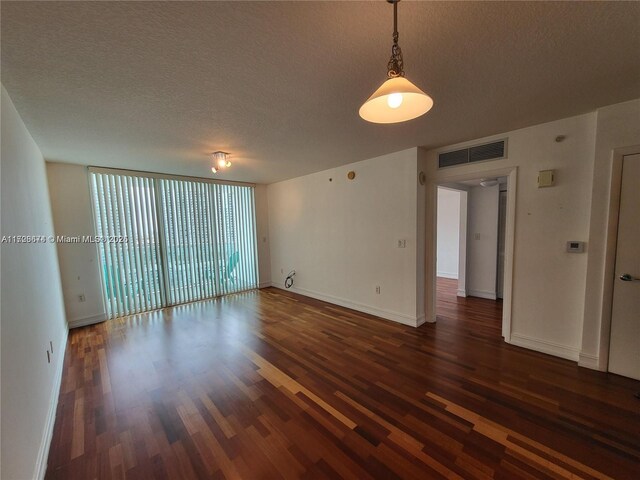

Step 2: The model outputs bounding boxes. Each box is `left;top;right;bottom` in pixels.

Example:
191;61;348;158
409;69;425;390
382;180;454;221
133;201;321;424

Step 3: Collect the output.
466;185;499;299
268;148;425;326
581;99;640;369
1;86;68;480
254;184;272;288
436;188;460;279
425;112;598;361
47;163;106;328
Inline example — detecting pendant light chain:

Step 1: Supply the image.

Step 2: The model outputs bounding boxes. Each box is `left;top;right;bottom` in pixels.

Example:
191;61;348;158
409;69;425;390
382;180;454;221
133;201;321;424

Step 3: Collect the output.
386;0;404;78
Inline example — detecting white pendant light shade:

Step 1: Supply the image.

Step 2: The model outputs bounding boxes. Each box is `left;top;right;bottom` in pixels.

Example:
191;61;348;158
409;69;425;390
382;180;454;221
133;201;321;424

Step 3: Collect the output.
359;77;433;124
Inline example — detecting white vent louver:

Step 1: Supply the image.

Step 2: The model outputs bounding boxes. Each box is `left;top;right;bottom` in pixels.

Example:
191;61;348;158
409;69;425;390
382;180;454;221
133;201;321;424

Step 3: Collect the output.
438;140;506;168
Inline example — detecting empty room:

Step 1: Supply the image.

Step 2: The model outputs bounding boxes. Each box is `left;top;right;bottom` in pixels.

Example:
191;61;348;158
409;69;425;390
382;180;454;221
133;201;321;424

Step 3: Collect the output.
2;1;640;479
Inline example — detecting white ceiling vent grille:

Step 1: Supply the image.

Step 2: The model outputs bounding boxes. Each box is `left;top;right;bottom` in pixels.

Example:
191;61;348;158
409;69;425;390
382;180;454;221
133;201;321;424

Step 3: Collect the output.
438;140;506;168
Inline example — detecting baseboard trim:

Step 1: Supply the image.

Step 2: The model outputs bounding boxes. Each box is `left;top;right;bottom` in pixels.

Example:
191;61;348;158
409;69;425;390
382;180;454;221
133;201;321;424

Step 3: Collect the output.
510;333;579;361
68;313;107;329
578;352;603;371
258;281;272;289
467;289;497;300
271;284;422;327
35;326;69;480
437;272;458;280
456;289;467;297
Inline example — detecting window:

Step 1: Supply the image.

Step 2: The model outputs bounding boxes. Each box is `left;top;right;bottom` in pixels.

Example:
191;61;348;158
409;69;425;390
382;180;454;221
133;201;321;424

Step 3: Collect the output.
90;169;258;318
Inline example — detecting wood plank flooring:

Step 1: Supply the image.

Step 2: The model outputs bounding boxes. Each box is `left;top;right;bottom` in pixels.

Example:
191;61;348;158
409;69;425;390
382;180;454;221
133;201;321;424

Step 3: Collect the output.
45;283;640;479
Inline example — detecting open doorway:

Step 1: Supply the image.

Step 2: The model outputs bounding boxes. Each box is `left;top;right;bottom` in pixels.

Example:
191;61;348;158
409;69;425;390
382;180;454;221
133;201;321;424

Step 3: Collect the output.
435;177;508;337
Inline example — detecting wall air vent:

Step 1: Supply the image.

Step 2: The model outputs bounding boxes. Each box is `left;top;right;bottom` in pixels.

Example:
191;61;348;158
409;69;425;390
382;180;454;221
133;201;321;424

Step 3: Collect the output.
438;149;468;168
438;140;507;168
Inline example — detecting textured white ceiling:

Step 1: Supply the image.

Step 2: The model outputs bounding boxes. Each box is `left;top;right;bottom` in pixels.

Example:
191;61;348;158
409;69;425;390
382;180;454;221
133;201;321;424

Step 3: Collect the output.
2;1;639;184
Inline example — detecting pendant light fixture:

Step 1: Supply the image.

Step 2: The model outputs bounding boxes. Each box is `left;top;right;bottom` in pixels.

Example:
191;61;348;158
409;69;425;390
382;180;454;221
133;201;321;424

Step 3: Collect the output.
211;151;231;174
359;0;433;124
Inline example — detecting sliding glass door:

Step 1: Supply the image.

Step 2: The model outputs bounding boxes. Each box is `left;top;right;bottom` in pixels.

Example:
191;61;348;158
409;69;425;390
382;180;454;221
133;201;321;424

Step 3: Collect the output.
90;169;258;319
159;179;218;305
213;183;259;295
91;173;165;318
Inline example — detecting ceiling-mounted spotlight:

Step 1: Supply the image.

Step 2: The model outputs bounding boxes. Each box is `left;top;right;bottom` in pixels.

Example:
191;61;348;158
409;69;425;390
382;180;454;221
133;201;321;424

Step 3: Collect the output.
480;178;498;187
359;0;433;124
211;151;231;174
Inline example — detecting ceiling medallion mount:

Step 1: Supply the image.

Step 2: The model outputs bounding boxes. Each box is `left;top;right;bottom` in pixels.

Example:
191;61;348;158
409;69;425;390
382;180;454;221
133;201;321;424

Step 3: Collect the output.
211;151;231;174
480;178;499;187
359;0;433;124
386;0;404;79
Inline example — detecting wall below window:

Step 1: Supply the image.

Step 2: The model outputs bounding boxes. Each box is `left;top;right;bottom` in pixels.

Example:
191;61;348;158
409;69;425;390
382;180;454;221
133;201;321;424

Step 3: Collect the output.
1;86;68;480
267;148;425;326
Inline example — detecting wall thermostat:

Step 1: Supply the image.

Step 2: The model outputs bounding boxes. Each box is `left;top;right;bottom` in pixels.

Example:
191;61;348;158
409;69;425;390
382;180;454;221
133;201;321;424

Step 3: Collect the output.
538;170;555;188
566;241;585;253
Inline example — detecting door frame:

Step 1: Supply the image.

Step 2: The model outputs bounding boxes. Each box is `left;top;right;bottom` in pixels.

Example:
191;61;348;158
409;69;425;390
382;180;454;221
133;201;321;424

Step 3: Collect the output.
596;145;640;371
496;188;508;299
427;166;517;341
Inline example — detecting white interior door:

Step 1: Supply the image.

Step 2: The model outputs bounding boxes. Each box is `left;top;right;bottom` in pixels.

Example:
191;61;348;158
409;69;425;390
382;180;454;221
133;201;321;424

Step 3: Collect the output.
609;153;640;380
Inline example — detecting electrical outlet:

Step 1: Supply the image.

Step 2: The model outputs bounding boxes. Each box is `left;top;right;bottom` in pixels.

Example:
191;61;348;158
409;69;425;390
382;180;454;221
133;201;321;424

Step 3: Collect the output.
397;239;406;248
376;286;381;294
474;233;481;240
280;268;284;274
79;294;86;302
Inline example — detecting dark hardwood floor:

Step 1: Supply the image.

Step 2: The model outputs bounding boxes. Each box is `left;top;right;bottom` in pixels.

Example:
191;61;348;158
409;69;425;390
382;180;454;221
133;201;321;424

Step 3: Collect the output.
46;283;640;479
436;277;503;341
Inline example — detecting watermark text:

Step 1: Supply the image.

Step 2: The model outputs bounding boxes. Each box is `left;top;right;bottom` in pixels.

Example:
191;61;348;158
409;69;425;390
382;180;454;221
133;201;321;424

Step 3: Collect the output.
1;235;129;244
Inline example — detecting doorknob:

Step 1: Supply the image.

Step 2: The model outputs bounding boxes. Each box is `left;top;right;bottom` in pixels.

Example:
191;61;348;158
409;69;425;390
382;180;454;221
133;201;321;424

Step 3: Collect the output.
619;273;639;282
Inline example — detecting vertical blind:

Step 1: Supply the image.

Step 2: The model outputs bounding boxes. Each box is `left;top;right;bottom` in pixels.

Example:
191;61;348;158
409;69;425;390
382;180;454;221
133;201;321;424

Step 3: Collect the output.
90;169;258;319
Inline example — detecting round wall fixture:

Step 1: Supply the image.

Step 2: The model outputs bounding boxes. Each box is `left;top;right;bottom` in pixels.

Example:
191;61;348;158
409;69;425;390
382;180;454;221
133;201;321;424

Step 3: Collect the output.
418;171;426;185
347;171;356;180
